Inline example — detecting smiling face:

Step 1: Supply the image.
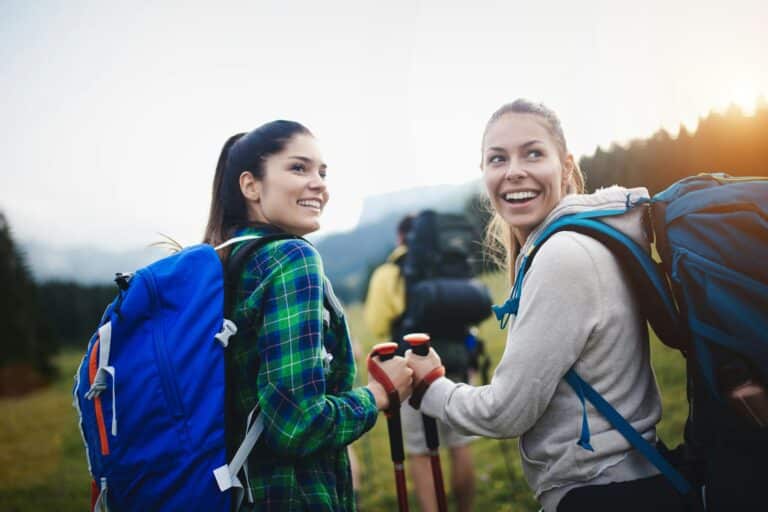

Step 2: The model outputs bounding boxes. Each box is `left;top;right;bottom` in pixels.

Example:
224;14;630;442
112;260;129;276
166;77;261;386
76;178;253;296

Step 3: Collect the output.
482;112;573;244
244;133;329;236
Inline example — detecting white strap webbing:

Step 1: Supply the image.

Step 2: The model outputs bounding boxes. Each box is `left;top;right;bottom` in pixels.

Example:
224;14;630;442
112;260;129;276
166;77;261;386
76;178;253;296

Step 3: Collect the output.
214;235;264;251
97;322;111;370
85;323;112;398
213;407;263;508
93;477;109;512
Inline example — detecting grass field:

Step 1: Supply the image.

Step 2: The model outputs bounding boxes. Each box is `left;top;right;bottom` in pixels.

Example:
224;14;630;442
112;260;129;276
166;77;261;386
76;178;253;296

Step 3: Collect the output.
0;273;689;511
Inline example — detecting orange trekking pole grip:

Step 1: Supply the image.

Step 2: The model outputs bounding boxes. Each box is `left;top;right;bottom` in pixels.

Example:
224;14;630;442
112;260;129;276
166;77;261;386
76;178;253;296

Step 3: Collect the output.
404;333;448;512
367;342;409;512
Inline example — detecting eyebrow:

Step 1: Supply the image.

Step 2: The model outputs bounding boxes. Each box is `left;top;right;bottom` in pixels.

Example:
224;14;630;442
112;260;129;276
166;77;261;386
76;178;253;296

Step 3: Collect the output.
289;155;327;169
521;140;543;149
485;140;543;153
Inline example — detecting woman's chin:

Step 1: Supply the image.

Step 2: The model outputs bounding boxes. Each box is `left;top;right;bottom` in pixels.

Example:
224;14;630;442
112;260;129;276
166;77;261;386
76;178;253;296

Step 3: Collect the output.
296;220;321;237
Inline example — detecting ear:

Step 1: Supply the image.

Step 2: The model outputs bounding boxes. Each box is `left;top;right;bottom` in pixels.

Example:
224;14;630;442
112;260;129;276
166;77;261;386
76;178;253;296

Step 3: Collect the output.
239;171;261;202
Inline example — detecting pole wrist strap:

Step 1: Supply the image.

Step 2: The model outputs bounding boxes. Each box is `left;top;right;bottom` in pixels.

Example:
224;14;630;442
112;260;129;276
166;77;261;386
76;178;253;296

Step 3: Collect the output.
409;366;445;409
367;355;401;415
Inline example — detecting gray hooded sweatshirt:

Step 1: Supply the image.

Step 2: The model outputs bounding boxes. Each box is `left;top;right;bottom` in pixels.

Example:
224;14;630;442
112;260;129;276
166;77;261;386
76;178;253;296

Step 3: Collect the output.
419;186;662;510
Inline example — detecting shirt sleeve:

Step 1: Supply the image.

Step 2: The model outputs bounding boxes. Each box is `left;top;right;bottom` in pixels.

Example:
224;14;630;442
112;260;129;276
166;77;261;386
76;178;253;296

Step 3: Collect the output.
363;262;405;340
420;232;604;438
256;240;378;456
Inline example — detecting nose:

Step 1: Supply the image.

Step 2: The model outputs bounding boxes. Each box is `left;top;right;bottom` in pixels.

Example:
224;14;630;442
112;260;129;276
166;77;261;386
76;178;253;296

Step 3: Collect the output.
504;158;526;181
308;170;327;191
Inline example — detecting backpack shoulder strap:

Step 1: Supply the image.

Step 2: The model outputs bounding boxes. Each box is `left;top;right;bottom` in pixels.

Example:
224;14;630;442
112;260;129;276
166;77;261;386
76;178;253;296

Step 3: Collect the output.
565;369;694;497
213;232;299;508
527;216;686;350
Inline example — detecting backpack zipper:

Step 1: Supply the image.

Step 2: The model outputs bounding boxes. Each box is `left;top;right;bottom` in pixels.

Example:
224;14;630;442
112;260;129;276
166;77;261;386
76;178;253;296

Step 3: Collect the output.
143;269;186;419
702;173;768;185
674;248;767;294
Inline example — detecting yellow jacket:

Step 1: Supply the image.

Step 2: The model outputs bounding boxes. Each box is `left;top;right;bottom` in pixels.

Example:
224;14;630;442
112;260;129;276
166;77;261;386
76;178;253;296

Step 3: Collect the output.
363;245;407;341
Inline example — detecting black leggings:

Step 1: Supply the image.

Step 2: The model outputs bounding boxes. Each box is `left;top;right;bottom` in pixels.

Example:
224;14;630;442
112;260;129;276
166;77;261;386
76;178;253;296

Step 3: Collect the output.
557;474;690;512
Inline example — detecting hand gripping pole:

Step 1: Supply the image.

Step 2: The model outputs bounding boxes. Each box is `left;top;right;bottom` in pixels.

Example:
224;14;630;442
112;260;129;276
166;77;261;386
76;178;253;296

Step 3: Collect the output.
367;342;409;512
404;333;448;512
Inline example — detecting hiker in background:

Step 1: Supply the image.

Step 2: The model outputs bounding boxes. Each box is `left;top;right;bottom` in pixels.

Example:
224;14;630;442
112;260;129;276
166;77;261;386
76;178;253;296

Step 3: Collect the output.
405;100;688;511
203;120;412;510
364;215;477;512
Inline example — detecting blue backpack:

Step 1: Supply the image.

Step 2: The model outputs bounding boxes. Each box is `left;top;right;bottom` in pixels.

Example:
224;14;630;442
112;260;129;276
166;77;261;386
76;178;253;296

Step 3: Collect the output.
492;173;768;502
73;233;293;511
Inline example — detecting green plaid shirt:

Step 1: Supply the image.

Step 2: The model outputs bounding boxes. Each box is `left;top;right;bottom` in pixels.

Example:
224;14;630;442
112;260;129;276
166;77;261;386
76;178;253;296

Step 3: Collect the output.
228;225;378;511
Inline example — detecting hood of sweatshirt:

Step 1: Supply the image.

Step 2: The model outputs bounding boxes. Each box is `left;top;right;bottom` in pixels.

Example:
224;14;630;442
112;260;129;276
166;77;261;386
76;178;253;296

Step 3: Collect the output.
515;185;651;274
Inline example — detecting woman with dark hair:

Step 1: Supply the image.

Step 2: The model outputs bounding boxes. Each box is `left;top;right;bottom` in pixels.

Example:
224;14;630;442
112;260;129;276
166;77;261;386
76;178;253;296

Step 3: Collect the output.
205;120;412;511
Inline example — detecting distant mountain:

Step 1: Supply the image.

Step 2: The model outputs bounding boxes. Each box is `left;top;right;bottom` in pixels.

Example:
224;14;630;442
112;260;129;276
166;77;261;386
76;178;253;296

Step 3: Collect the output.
20;240;168;286
314;179;483;302
356;182;480;225
20;179;484;301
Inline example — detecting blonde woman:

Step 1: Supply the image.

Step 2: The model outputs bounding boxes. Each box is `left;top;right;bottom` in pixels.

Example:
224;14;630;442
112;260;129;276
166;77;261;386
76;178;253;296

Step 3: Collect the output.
406;100;685;511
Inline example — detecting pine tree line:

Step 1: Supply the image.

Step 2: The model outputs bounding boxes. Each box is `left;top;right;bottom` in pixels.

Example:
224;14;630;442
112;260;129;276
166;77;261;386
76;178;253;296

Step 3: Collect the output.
580;101;768;193
0;212;56;382
1;212;115;394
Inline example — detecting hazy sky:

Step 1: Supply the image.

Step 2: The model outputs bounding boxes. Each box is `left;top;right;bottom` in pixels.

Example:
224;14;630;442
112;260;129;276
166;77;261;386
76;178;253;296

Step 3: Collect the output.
2;0;766;250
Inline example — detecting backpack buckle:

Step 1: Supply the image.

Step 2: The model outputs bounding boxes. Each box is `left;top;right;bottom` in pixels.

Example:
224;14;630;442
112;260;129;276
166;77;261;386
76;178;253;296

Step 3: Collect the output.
215;319;238;347
114;273;133;291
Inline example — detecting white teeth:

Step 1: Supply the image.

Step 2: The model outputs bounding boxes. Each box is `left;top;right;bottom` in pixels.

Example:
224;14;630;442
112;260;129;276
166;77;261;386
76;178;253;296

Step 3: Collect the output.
504;191;538;201
298;199;322;209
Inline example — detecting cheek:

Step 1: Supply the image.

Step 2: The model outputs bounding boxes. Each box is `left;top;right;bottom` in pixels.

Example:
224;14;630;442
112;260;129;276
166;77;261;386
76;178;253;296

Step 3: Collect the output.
260;187;287;216
482;170;496;195
482;177;496;205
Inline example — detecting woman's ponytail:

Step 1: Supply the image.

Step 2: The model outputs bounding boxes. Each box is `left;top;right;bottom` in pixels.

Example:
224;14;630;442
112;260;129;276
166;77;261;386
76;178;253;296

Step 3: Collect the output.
568;161;586;194
203;133;245;247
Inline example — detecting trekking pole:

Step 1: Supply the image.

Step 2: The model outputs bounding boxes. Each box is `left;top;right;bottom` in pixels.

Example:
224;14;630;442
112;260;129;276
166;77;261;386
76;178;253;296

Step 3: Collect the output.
367;342;409;512
403;333;448;512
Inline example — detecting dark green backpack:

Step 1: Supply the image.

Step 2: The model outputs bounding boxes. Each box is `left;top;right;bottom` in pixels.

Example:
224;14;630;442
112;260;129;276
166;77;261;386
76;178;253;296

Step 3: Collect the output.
395;210;492;379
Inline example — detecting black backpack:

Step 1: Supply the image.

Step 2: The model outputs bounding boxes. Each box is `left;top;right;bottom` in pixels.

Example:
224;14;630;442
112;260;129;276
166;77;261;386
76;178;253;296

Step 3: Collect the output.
395;210;493;378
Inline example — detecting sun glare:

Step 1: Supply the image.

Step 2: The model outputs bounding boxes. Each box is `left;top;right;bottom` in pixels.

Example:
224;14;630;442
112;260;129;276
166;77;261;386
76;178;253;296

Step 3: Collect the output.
722;83;764;115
